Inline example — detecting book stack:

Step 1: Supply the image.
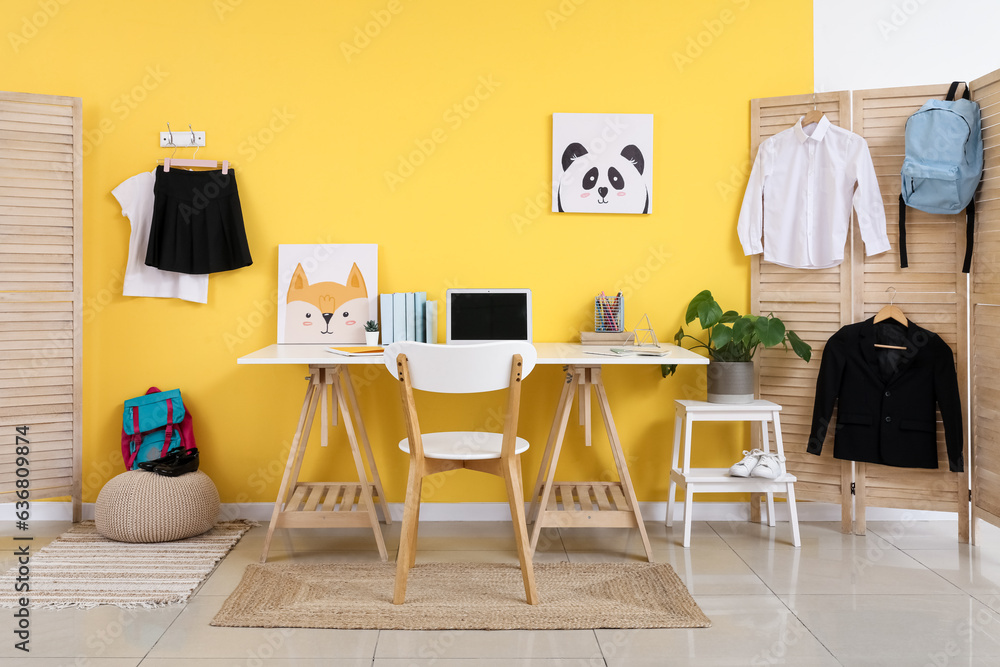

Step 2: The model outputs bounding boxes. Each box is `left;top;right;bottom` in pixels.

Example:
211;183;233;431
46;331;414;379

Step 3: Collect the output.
379;293;438;345
580;330;634;345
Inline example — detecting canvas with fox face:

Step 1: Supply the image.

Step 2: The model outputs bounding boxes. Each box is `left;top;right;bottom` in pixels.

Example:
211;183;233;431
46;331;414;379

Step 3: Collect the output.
277;244;378;344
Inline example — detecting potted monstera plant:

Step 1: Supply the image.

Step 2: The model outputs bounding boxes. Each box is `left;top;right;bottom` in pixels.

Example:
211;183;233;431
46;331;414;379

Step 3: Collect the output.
662;290;812;403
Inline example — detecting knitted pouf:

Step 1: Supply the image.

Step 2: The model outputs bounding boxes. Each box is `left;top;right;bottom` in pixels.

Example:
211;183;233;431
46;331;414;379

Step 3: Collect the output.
95;470;220;543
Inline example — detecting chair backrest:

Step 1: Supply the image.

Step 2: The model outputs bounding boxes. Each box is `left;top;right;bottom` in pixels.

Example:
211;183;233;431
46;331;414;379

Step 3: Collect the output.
383;341;537;393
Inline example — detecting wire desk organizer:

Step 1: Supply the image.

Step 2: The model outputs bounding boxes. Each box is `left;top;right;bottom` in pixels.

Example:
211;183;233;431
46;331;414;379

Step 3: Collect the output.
594;292;624;332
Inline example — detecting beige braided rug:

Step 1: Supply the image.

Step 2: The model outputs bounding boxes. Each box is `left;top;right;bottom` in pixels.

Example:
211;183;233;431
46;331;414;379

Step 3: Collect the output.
0;520;254;609
212;562;711;630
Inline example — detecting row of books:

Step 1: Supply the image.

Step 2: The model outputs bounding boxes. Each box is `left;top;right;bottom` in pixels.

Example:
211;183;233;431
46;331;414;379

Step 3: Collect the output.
379;293;438;345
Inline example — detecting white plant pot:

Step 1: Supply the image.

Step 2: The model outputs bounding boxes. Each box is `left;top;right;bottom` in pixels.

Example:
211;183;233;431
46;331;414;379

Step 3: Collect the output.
365;331;380;346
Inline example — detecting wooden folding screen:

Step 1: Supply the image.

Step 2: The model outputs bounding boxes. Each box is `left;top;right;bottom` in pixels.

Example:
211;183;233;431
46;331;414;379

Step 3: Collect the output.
0;92;82;520
971;68;1000;544
852;84;969;539
751;83;974;539
749;92;853;532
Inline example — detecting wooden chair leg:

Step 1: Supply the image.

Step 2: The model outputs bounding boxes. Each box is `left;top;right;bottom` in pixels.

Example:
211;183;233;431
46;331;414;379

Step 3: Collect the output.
394;462;423;605
505;455;539;605
409;493;421;568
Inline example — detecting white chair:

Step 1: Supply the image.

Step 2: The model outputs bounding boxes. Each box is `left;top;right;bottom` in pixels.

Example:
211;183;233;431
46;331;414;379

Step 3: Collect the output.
384;341;539;605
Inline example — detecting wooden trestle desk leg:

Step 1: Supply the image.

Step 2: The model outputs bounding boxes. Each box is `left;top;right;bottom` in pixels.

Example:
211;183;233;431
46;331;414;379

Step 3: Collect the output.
340;367;392;525
260;366;390;564
334;368;389;561
592;367;654;561
528;365;653;562
528;369;576;524
286;368;330;501
529;368;583;554
260;371;321;563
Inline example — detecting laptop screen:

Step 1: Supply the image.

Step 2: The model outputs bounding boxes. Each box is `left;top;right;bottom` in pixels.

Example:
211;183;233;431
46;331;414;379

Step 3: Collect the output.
446;289;532;344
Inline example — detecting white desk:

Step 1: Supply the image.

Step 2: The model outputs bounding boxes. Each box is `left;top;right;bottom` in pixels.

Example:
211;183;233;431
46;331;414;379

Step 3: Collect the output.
239;343;707;562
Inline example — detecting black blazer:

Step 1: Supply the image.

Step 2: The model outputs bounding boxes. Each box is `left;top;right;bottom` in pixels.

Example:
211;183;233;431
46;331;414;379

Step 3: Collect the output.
807;317;963;472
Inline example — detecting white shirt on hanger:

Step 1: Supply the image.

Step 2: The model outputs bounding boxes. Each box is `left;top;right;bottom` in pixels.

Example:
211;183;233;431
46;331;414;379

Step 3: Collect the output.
737;115;891;270
112;171;209;304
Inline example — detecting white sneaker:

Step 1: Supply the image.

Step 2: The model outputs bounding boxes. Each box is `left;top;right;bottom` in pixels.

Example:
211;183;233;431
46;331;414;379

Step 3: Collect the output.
730;449;764;477
750;452;786;479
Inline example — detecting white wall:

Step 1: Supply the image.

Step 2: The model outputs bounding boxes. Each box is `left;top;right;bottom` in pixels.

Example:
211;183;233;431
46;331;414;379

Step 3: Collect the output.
815;0;1000;92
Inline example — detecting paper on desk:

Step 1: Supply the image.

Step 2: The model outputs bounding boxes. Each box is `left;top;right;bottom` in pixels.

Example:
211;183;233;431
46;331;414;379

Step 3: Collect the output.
583;346;670;357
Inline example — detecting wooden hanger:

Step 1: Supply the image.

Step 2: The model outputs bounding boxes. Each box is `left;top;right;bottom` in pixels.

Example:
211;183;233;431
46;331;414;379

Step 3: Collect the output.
161;156;229;174
873;287;908;350
158;124;229;174
800;108;824;127
801;94;824;127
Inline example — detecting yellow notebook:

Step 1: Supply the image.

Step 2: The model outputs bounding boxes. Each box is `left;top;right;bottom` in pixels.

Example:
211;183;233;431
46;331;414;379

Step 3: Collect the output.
325;346;383;356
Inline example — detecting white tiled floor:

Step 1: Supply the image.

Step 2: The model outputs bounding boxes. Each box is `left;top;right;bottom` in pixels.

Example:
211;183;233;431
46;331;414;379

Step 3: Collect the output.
5;518;1000;666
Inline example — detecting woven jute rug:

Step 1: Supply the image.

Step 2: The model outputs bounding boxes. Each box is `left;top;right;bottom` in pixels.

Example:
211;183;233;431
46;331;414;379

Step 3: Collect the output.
211;562;711;630
0;520;254;609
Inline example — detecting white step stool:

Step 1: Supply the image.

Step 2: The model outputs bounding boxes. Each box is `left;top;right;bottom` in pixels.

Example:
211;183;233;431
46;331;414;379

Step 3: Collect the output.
667;399;801;548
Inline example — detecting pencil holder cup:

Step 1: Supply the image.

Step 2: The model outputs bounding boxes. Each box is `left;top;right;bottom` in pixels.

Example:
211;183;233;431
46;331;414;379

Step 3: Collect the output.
594;295;624;332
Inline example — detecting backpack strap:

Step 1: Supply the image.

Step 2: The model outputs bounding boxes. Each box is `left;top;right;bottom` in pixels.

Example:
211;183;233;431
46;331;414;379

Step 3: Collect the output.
162;396;175;456
898;194;908;269
902;185;975;273
122;405;142;469
946;81;970;101
963;198;975;274
131;406;142;447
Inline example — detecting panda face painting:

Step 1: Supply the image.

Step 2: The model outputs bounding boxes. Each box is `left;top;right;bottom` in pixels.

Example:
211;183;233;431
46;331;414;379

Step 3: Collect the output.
557;142;649;214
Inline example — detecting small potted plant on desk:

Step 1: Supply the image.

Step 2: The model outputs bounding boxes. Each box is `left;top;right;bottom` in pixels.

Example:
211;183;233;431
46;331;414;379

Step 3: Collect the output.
662;290;812;403
364;320;380;346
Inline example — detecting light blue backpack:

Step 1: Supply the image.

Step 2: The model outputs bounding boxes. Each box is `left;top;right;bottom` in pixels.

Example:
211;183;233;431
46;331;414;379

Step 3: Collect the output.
899;81;983;273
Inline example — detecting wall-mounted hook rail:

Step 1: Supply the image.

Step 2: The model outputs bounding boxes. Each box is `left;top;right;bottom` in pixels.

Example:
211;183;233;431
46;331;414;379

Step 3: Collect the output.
160;123;206;148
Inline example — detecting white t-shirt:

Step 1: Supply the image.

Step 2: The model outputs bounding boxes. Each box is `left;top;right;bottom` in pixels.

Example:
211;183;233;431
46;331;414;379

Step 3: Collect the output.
112;171;209;303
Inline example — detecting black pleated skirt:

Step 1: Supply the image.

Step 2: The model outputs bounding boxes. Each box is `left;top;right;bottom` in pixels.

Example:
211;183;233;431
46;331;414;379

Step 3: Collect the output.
145;166;252;274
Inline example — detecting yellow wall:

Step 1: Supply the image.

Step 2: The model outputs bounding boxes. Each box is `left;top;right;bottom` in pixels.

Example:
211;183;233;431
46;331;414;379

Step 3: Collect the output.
2;0;813;504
